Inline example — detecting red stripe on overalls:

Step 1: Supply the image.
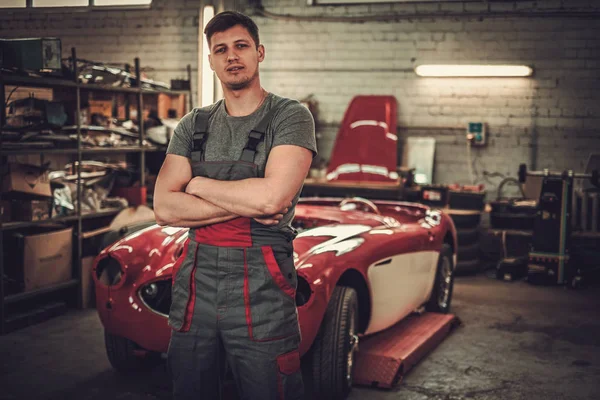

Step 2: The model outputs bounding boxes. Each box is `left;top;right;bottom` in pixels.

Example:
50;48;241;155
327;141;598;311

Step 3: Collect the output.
261;246;296;298
180;242;200;332
243;248;254;340
194;217;252;247
171;239;190;283
243;247;297;343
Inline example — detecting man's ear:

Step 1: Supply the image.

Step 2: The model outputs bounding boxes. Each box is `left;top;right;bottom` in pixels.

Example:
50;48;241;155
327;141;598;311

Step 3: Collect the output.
257;44;265;63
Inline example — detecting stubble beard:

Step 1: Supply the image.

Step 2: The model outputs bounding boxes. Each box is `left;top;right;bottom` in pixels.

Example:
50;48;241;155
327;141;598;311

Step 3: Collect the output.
225;68;259;91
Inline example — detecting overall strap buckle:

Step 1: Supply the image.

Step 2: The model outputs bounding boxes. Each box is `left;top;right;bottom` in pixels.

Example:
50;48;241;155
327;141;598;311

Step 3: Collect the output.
191;110;210;162
239;100;288;163
240;130;265;163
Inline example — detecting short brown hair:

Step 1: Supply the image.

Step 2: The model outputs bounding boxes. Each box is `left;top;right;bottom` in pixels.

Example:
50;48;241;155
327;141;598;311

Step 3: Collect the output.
204;11;260;49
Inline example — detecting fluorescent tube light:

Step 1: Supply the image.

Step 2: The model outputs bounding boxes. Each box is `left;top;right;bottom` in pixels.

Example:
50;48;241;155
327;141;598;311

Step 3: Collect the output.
415;65;533;77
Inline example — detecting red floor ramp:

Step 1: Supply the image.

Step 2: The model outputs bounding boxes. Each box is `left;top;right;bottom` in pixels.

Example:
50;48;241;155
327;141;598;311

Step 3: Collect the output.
353;312;460;389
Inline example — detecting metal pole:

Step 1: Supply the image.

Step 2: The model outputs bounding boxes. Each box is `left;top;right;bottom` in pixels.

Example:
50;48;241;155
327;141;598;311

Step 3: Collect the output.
0;74;5;333
591;193;598;233
135;58;145;188
581;192;588;232
124;64;131;121
571;188;579;231
187;64;193;111
73;47;83;309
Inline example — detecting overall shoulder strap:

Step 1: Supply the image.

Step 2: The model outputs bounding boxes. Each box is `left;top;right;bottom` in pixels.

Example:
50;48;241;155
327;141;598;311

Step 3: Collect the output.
240;100;291;163
190;101;222;162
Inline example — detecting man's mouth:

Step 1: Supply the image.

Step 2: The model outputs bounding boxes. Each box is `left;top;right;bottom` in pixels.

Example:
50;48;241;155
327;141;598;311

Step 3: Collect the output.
227;66;244;72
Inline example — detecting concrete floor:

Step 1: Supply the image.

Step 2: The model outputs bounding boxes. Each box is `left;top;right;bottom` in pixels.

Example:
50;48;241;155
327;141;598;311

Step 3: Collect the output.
1;272;599;400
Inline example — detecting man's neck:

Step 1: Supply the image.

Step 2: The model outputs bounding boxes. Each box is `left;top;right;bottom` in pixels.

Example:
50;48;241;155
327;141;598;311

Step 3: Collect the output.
222;82;266;117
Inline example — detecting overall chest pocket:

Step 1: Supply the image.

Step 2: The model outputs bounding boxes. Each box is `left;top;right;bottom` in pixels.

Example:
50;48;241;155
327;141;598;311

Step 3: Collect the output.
243;245;299;342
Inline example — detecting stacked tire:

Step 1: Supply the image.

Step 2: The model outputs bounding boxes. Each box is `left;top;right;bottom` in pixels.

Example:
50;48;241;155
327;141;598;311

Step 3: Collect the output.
447;209;482;274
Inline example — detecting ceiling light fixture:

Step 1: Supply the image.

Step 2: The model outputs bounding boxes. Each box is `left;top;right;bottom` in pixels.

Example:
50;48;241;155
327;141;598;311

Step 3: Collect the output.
415;64;533;77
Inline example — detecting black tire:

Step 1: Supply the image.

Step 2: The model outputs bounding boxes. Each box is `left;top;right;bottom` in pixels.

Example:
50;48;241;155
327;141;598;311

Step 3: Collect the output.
426;244;455;313
456;228;479;247
457;242;480;262
105;331;159;372
448;210;481;229
455;258;481;275
311;286;359;400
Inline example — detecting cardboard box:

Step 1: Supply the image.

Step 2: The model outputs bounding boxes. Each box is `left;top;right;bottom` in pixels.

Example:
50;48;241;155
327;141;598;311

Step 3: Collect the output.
11;199;52;221
81;256;96;309
2;163;52;198
4;226;73;292
88;99;113;118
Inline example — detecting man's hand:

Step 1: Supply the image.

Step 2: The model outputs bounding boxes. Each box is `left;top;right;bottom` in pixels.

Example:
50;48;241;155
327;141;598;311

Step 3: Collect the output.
185;176;205;196
253;200;291;225
253;201;292;226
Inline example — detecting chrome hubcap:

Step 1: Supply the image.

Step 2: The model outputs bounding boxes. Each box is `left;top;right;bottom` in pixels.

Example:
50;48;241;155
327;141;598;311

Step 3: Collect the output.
438;257;452;309
346;313;359;387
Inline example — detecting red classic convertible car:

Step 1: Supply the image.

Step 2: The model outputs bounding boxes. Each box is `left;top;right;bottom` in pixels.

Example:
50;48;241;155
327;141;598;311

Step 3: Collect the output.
93;196;457;399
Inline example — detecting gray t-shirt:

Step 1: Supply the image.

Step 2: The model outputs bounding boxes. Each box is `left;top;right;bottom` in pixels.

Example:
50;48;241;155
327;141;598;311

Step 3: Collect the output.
167;92;317;239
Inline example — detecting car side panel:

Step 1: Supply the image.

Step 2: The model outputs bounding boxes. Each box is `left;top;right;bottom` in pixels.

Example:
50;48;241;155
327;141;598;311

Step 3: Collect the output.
365;250;438;335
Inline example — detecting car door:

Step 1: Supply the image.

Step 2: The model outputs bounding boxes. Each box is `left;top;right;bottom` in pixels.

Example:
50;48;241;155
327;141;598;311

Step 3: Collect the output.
365;225;430;334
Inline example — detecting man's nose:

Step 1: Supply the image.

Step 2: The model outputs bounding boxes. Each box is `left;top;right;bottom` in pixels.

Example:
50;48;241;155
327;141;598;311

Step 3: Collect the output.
227;50;239;62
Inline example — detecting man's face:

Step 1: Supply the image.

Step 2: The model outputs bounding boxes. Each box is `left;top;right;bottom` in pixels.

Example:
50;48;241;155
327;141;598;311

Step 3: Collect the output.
208;25;264;91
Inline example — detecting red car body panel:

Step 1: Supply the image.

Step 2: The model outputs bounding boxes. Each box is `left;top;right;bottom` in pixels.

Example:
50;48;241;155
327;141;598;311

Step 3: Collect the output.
94;199;456;357
325;95;399;184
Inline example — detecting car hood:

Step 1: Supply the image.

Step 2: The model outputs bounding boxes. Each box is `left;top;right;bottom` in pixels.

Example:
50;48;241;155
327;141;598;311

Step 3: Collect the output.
101;211;389;279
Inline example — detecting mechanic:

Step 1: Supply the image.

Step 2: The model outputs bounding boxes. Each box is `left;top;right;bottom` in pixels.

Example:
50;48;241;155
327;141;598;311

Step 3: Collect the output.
153;10;316;400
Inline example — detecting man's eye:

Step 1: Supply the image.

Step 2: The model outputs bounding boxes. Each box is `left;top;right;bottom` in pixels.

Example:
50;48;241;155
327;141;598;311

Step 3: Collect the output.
237;44;248;48
215;48;225;53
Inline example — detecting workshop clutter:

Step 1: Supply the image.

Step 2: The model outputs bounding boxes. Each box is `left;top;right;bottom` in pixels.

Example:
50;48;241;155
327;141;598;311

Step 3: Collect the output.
1;163;53;222
1;41;191;334
52;161;145;216
419;184;486;275
2;48;187;153
1;94;177;152
420;183;486;211
1;161;144;223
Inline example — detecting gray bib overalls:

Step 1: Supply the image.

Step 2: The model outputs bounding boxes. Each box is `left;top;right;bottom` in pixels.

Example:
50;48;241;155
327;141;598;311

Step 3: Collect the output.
167;102;304;400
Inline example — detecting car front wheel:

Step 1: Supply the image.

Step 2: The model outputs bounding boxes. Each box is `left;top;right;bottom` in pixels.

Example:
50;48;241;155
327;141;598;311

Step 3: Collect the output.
311;286;359;400
104;331;160;373
426;244;455;313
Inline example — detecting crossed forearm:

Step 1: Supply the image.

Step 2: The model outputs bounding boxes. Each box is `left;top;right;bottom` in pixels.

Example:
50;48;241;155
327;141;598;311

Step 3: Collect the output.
185;176;283;218
154;191;238;228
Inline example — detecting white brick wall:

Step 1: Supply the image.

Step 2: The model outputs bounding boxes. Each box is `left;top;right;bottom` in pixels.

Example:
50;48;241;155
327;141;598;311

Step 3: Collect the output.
2;0;599;193
253;0;600;191
0;0;199;103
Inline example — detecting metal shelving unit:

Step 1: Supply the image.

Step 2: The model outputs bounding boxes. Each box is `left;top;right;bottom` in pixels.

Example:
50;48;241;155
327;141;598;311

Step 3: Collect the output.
0;48;190;334
1;146;167;156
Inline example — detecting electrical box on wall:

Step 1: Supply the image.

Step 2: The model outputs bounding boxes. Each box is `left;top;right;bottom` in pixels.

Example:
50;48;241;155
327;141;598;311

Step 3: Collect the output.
467;122;486;146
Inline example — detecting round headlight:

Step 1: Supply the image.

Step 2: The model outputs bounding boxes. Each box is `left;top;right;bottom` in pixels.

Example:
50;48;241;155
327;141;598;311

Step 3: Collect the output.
143;283;158;299
139;280;171;316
